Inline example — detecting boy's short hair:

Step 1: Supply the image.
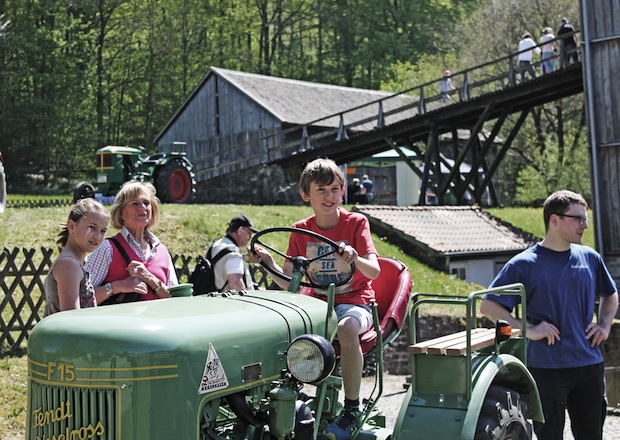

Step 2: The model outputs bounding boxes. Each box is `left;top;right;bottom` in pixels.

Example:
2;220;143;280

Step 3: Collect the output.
299;158;345;195
543;190;588;231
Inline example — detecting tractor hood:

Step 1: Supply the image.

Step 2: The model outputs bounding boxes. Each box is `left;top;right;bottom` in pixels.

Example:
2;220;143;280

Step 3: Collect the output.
28;291;334;393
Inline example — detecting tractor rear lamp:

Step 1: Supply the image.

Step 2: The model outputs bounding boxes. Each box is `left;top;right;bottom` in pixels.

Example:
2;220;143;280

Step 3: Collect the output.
286;334;336;384
495;319;512;344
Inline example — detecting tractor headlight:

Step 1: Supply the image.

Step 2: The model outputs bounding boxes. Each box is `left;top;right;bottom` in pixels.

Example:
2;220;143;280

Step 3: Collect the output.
286;334;336;384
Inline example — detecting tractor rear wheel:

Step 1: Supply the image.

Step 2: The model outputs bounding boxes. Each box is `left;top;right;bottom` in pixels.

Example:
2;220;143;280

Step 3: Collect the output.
155;159;194;203
475;385;532;440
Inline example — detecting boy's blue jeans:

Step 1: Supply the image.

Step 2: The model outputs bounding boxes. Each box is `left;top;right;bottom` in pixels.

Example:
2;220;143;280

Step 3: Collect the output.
529;362;605;440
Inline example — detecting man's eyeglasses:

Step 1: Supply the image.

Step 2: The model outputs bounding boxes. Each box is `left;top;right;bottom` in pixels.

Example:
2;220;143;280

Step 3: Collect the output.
558;214;590;226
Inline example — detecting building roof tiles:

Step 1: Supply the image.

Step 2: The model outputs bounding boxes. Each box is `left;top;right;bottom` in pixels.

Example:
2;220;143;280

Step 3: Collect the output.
354;205;539;255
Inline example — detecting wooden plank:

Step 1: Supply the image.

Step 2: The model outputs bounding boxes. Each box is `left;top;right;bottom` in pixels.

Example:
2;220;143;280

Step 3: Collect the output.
427;329;496;355
445;328;521;356
409;328;489;354
410;328;522;357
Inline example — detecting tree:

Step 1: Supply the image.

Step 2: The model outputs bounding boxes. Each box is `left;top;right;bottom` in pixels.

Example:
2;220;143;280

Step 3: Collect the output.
380;0;587;206
0;0;500;192
456;0;587;205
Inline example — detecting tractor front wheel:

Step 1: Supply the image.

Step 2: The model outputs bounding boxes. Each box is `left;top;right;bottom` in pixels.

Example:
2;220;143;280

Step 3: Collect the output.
155;159;195;203
475;385;532;440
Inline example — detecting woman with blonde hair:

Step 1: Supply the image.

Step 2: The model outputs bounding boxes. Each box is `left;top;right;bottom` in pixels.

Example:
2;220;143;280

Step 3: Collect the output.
85;181;178;305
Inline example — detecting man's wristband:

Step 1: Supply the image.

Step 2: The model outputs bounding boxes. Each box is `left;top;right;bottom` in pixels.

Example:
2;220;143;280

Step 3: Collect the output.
104;283;114;297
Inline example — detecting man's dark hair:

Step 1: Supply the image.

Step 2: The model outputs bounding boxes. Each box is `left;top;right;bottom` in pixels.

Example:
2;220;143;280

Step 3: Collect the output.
543;190;588;231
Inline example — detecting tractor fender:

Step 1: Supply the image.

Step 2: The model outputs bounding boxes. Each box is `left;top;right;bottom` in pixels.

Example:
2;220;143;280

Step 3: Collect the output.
153;153;193;169
460;353;543;440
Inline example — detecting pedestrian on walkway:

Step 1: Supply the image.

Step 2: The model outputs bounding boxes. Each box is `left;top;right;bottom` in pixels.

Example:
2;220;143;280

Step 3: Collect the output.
557;18;579;67
539;27;556;74
439;70;456;104
517;32;541;82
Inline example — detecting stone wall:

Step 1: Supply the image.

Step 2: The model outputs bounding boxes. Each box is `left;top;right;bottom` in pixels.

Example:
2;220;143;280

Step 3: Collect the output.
194;163;399;205
195;164;302;205
603;323;620;366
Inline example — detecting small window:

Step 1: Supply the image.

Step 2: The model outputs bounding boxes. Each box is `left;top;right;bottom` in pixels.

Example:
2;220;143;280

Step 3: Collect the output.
451;267;466;280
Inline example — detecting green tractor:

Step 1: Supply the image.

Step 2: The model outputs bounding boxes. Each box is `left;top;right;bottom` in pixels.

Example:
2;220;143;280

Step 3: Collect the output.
74;145;195;204
25;227;542;440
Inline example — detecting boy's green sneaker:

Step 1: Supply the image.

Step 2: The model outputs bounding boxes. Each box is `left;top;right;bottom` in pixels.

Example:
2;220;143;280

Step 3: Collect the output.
323;409;362;440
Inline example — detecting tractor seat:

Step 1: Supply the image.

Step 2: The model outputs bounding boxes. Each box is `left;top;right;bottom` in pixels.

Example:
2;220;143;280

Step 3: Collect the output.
331;257;412;355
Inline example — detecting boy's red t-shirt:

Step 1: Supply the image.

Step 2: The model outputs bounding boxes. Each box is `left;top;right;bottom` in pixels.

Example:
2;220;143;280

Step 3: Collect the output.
286;209;377;305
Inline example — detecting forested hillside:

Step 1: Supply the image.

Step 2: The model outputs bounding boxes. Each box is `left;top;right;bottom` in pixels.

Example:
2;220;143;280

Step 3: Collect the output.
0;0;586;204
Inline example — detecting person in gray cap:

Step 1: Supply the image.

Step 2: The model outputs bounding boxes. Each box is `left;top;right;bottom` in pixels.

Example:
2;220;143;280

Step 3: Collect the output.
209;215;258;291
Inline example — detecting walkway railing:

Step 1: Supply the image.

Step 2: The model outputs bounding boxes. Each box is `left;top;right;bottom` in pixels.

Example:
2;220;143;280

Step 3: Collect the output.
194;31;581;179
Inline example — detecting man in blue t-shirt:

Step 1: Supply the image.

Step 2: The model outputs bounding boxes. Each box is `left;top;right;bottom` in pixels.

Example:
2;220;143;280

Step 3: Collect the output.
481;190;618;440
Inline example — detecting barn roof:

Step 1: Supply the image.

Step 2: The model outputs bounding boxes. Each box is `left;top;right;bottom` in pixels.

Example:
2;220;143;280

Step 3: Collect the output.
156;67;421;143
353;205;539;256
212;67;418;127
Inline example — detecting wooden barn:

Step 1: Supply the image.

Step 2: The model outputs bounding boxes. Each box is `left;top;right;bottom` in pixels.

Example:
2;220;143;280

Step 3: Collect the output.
154;67;420;203
581;1;620;282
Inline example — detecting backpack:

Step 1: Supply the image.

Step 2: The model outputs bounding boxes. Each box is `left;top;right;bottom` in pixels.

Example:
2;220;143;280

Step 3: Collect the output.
189;246;234;295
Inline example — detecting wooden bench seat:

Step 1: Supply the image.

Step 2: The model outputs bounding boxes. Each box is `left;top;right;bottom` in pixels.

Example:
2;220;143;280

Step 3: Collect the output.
410;328;521;356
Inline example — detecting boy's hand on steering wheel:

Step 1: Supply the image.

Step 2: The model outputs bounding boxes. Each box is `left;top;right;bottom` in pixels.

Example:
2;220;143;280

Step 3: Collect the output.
247;245;273;266
338;242;358;264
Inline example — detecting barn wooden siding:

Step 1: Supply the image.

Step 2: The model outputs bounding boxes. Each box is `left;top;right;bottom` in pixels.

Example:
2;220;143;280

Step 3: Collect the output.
156;67;419;187
158;73;283;182
583;1;620;279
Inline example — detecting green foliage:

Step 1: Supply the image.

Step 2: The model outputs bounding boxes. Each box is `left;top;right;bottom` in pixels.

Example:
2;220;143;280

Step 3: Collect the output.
1;0;486;193
380;52;460;94
379;0;591;207
455;0;587;206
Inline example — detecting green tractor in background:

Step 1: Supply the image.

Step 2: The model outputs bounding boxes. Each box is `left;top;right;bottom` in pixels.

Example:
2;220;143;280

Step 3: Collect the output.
74;145;195;204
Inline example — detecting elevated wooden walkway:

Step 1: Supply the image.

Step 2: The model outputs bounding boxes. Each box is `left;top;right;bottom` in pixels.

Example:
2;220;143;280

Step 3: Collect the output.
271;64;583;206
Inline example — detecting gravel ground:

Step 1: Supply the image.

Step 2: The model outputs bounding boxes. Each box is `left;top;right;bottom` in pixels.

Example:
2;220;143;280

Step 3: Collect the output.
357;373;620;439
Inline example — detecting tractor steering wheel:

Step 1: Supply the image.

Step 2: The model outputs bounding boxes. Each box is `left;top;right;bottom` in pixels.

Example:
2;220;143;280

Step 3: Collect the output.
250;227;355;290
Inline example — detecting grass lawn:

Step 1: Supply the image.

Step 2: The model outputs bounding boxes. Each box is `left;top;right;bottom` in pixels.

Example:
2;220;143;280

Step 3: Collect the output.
0;203;595;437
